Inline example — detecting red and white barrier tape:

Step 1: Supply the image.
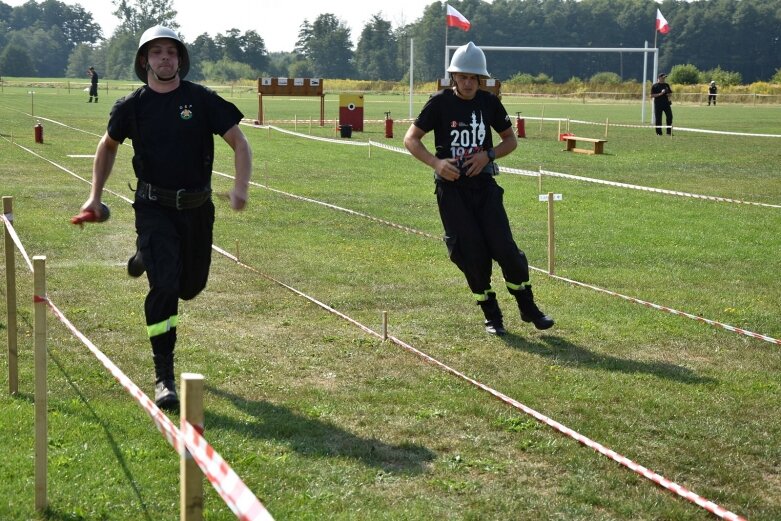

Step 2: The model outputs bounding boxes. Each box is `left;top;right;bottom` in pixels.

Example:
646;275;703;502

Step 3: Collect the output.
532;267;781;345
181;421;274;521
384;333;746;521
534;169;781;209
37;294;274;521
2;213;34;271
214;172;439;240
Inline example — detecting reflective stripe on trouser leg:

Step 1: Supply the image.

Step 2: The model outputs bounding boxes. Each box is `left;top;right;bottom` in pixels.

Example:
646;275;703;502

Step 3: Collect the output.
506;281;532;292
147;315;179;338
473;289;497;303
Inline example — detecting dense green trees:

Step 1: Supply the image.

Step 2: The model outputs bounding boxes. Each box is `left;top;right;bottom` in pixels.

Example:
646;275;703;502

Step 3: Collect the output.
1;0;780;84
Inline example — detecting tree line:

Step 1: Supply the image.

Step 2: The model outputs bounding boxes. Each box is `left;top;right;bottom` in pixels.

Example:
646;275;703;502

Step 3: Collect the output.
1;0;780;84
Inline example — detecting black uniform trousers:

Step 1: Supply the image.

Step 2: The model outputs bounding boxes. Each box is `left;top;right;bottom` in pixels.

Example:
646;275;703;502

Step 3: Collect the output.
435;176;530;297
133;198;215;354
654;103;673;135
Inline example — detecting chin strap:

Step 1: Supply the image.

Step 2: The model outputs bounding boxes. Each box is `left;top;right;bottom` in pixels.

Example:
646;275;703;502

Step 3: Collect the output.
147;63;178;83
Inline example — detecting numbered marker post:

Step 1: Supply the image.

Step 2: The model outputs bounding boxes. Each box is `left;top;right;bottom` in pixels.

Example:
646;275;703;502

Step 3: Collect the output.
538;193;563;274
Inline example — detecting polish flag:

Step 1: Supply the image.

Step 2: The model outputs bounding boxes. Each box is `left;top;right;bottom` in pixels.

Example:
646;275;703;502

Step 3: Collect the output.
446;5;471;32
656;9;670;34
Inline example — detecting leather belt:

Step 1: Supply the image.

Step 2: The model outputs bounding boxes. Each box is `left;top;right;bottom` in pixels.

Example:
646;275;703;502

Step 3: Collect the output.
136;180;211;210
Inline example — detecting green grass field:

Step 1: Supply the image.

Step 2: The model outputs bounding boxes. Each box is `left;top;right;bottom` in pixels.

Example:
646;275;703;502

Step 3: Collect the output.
1;85;780;520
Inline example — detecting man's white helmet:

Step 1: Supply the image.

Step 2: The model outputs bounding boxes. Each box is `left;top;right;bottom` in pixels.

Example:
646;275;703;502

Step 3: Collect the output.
447;41;490;78
135;25;189;83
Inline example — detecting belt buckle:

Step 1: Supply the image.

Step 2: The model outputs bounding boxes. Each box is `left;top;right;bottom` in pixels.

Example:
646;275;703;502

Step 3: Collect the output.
175;189;185;210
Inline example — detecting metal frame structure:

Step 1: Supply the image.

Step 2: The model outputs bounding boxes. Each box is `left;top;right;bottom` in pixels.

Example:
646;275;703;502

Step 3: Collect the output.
446;44;659;123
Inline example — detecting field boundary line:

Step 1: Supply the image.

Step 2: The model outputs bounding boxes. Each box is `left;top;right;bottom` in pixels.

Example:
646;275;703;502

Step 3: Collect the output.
242;122;780;209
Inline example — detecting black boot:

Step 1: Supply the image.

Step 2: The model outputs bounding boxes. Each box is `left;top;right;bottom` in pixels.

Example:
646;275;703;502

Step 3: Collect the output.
478;292;506;336
88;97;93;103
510;285;554;330
152;342;179;411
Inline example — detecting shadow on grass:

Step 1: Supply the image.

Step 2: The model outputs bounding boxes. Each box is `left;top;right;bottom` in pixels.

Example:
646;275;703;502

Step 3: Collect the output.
501;333;716;385
207;385;435;475
46;351;154;521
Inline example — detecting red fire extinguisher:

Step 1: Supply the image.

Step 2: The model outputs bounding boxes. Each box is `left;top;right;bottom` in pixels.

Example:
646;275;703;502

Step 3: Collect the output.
515;112;526;139
384;111;393;138
34;122;44;144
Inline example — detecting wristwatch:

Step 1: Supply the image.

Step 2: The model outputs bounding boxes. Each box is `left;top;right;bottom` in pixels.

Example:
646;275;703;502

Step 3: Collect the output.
486;148;496;161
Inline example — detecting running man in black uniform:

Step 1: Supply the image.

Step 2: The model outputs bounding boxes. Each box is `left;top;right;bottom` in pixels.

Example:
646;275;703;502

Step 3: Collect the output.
404;41;553;336
80;26;252;410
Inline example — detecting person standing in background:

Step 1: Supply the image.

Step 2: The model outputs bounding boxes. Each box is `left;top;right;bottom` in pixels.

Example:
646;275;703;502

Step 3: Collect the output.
651;72;673;135
87;66;99;103
708;81;718;106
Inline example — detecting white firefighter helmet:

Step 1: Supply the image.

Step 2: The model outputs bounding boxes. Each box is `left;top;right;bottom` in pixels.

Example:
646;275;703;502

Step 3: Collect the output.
135;25;189;83
447;41;490;78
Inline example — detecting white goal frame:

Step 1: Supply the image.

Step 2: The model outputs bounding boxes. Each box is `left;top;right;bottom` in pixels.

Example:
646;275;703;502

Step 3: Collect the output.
446;43;659;123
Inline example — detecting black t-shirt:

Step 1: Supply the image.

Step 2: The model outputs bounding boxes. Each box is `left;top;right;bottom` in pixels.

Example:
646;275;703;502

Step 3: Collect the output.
107;81;243;189
90;72;98;86
651;81;673;108
414;88;512;165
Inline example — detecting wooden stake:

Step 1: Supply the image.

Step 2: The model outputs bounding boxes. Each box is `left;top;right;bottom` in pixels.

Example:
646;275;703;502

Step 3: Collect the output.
180;373;205;521
3;196;18;395
33;256;47;511
547;193;555;275
235;239;240;262
605;117;609;138
382;311;388;340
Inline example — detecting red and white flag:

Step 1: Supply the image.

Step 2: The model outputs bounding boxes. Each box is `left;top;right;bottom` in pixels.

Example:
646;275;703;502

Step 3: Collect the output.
446;5;471;32
656;9;670;34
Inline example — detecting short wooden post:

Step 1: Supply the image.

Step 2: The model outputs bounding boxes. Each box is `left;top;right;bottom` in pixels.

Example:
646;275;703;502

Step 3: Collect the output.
181;373;205;521
3;196;18;395
539;105;544;132
33;256;47;511
605;117;609;138
235;239;240;262
294;114;297;131
382;311;388;340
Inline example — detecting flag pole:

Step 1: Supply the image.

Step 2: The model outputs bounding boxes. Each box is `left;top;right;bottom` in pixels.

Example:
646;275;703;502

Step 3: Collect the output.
654;24;657;49
444;4;449;77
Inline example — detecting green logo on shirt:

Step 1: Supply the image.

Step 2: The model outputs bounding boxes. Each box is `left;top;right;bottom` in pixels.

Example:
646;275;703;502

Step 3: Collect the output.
179;104;193;120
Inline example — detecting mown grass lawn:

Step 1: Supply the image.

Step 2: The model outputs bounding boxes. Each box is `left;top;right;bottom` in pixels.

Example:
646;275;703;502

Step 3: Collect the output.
1;85;780;520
